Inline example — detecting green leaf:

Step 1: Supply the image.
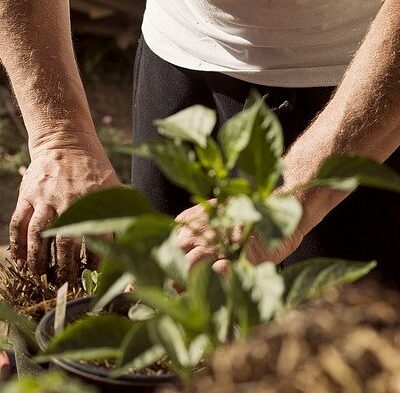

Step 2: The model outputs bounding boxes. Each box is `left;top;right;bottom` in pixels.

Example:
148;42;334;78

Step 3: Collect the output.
255;195;303;249
218;178;252;198
152;230;189;287
128;304;156;322
149;316;190;368
116;214;173;245
0;302;38;353
313;155;400;193
237;92;284;195
88;225;168;290
212;306;229;343
234;261;283;321
112;345;165;377
115;322;156;369
91;258;130;310
43;188;155;237
187;262;226;332
132;288;197;331
92;271;134;313
229;264;260;336
37;315;133;362
81;269;96;296
218;97;259;170
251;262;284;321
8;325;43;377
282;258;377;308
132;140;213;197
188;334;209;366
155;105;216;148
224;195;262;226
0;371;98;393
195;138;227;178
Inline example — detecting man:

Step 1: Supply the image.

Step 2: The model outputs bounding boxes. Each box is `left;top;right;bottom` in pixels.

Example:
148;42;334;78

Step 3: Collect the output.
1;1;400;282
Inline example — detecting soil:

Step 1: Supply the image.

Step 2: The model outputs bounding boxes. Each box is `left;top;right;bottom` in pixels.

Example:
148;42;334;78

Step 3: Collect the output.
163;278;400;393
82;357;173;377
0;258;84;322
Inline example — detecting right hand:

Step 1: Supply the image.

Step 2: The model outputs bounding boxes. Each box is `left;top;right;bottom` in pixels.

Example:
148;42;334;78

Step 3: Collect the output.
9;140;121;283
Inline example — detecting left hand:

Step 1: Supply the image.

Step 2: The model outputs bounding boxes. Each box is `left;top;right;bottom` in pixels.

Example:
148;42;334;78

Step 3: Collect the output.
175;203;305;274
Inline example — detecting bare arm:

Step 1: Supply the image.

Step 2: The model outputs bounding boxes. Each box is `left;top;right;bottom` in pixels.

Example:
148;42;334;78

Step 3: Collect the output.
0;0;98;154
1;1;120;281
175;0;400;270
283;0;400;239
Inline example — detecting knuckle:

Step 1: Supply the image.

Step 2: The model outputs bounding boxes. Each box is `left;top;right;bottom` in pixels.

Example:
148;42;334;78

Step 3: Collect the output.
9;215;23;233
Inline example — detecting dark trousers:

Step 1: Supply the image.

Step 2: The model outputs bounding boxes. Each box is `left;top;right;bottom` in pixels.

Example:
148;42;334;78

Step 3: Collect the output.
132;37;400;283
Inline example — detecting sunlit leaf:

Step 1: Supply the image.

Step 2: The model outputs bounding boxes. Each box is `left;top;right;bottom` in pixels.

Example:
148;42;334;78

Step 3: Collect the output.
224;195;262;225
212;306;229;343
132;288;198;331
81;269;96;296
195;138;227;178
155;105;216;148
235;261;283;321
313;155;400;193
218;96;260;170
188;334;209;366
128;304;155;322
255;195;303;249
282;258;377;308
152;231;189;287
43;188;155;237
149;317;190;368
237;91;284;194
131;140;213;197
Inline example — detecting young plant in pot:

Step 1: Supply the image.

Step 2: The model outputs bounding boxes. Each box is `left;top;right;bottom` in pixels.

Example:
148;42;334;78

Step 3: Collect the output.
2;92;400;392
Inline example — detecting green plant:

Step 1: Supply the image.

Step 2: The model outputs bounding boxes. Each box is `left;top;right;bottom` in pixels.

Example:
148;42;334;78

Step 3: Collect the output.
2;92;400;383
81;269;100;297
0;371;98;393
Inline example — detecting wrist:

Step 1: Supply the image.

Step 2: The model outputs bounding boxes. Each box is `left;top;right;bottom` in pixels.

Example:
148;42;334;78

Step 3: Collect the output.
28;126;106;161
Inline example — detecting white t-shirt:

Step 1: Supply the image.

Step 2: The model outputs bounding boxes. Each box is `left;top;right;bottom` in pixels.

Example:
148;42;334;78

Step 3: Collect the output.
142;0;383;87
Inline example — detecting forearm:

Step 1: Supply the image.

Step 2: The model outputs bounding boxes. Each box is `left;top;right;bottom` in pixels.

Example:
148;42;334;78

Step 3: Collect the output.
284;0;400;234
0;0;99;158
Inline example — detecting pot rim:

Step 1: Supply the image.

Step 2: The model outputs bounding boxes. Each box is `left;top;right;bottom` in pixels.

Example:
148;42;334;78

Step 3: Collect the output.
35;297;176;384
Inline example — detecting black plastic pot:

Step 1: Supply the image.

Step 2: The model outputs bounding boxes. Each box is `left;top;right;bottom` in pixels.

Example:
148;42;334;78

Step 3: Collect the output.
35;297;177;393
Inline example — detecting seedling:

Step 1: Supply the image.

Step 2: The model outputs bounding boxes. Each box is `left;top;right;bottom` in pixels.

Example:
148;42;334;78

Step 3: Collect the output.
2;92;400;383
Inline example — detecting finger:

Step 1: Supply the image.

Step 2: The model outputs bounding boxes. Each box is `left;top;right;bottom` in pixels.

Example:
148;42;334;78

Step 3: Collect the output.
175;205;204;224
55;235;80;284
9;201;34;265
176;228;217;253
26;205;55;276
212;259;230;276
186;246;225;270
